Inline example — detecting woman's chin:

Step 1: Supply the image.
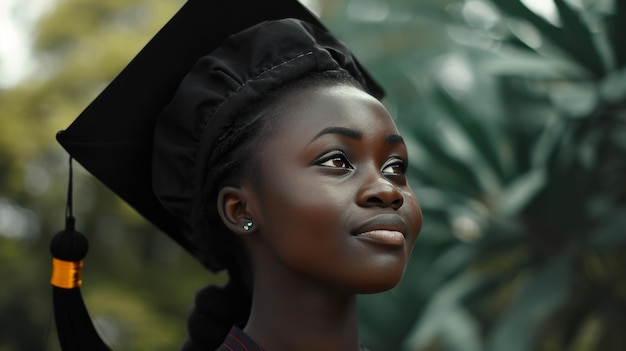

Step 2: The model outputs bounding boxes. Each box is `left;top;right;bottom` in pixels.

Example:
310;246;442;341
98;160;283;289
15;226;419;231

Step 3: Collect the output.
352;268;406;294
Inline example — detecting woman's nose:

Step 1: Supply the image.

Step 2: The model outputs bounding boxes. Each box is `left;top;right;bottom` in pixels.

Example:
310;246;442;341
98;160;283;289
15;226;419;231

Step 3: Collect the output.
356;174;404;210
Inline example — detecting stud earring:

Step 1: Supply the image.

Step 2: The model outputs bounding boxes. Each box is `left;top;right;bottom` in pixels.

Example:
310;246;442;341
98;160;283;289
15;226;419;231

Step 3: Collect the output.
243;221;253;231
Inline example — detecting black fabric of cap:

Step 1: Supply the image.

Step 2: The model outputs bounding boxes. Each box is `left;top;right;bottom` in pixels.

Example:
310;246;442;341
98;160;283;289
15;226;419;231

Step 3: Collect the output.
57;0;384;263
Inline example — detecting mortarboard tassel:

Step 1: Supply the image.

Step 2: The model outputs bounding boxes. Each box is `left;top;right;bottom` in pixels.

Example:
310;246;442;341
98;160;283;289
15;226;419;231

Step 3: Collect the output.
50;157;109;351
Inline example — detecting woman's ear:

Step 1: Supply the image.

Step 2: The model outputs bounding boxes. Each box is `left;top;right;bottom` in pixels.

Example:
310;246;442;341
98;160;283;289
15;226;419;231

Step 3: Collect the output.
217;186;257;235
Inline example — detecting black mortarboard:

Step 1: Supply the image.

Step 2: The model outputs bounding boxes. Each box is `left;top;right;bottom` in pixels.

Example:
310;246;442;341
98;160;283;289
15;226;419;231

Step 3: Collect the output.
56;0;383;262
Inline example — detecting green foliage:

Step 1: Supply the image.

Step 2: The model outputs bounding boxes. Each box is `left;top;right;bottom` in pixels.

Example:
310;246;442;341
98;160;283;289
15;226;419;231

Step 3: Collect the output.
326;0;626;350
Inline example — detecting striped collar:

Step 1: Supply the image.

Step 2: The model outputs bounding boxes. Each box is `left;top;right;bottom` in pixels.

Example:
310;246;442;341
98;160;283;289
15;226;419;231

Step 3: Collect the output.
217;326;264;351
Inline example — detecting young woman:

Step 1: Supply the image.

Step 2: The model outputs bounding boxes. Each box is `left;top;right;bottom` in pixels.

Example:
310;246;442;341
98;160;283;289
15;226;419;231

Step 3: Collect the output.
52;1;422;350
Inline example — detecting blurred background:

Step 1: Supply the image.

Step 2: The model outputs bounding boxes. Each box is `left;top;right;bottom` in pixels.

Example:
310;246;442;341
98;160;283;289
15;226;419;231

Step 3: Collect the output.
1;0;625;350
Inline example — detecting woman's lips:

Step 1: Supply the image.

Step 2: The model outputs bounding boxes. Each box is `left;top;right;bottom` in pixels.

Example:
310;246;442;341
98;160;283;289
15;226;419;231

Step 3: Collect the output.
352;215;407;246
355;230;405;246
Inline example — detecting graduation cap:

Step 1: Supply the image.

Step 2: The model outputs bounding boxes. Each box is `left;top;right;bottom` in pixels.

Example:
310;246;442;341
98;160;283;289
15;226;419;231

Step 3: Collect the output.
49;0;384;349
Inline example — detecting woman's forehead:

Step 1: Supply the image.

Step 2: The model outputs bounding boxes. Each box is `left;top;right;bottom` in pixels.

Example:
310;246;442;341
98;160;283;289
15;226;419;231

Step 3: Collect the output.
274;84;397;136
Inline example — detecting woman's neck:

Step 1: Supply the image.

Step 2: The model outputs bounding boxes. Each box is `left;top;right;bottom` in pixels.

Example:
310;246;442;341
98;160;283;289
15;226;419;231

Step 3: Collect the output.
243;266;361;351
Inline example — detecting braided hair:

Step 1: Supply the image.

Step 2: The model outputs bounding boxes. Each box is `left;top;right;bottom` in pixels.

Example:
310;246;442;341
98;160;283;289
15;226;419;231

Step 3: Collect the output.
181;70;364;350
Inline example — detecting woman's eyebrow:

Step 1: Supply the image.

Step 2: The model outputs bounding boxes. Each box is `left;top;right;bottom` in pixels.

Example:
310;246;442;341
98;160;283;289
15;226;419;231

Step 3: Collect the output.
386;134;404;144
310;126;363;143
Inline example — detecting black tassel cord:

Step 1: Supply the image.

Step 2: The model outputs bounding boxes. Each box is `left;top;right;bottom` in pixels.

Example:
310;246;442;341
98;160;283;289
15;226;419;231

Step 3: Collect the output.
49;157;109;351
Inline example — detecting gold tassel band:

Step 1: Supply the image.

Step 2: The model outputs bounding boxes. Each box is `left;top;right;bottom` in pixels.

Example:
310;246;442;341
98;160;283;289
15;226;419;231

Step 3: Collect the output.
51;258;83;289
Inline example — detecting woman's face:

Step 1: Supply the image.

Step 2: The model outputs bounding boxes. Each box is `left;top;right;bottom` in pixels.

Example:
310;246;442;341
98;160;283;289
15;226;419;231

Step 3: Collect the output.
247;83;422;294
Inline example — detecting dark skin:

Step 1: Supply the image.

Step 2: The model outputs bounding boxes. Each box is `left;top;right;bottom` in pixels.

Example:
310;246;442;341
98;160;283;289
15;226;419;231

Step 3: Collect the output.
218;83;422;351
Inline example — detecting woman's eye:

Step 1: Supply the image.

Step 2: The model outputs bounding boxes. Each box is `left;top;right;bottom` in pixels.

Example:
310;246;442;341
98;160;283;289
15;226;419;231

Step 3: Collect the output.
319;154;353;169
382;159;406;175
